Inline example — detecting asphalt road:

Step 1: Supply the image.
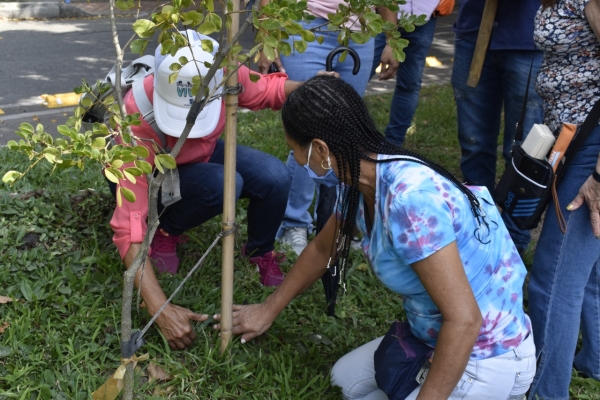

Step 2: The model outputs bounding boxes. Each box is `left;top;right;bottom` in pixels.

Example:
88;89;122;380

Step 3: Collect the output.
0;14;455;145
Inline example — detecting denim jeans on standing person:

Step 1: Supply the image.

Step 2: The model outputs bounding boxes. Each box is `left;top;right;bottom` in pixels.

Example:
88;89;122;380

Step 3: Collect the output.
451;38;544;251
527;125;600;400
371;17;438;146
155;140;291;256
276;17;374;237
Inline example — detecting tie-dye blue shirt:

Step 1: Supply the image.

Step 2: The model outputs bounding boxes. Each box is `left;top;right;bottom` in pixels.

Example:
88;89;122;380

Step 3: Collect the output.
349;156;531;360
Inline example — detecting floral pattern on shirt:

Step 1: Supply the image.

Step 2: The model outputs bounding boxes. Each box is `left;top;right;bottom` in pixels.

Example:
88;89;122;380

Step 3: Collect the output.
343;156;531;360
534;0;600;132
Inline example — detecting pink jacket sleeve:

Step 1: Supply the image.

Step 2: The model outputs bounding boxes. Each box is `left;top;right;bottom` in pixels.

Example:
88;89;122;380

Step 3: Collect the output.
109;85;155;259
109;168;149;259
237;65;288;111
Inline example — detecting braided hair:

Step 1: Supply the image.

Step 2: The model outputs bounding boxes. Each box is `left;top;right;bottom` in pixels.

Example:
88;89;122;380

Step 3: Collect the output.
281;75;491;282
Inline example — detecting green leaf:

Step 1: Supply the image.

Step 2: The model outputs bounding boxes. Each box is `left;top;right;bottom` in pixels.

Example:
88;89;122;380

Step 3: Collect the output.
124;170;137;184
316;35;325;45
263;36;278;49
115;0;133;10
6;140;18;149
132;19;156;38
124;167;144;176
367;21;382;34
181;11;203;26
201;39;214;53
104;168;119;184
350;32;366;44
92;137;105;149
43;153;56;163
263;43;276;61
261;19;281;30
135;160;153;174
231;44;243;55
120;154;137;163
154;156;164;174
58;286;72;295
329;13;344;26
299;29;316;42
112;159;124;169
393;48;406;63
80;97;93;108
20;123;34;135
133;145;149;158
198;21;217;35
0;346;13;358
249;73;261;83
2;170;22;185
168;72;179;84
205;0;214;12
130;39;148;55
364;11;378;22
155;154;176;169
116;186;123;207
74;106;86;118
293;39;308;53
20;280;33;301
211;14;222;31
169;63;182;72
278;41;292;57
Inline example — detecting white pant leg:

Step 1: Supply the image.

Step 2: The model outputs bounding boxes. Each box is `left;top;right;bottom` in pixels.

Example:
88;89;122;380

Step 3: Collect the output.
331;336;389;400
406;333;536;400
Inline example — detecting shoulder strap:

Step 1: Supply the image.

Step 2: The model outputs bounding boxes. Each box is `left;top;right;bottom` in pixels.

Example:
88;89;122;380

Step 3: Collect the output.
515;57;535;143
132;79;168;150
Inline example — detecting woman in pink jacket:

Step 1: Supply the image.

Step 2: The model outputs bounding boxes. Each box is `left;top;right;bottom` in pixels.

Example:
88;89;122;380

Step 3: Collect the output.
110;31;333;350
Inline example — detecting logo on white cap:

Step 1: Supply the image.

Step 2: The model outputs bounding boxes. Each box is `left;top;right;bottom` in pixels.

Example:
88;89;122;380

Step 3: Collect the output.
152;31;223;138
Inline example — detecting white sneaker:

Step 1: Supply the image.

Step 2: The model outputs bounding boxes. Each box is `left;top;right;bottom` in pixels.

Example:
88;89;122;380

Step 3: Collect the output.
279;227;308;256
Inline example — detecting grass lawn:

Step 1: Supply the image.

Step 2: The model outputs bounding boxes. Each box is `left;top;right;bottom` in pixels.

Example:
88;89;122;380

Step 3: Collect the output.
1;84;598;399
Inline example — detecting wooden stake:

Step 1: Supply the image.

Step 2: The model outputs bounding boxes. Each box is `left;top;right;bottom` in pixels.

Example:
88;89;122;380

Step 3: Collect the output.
220;0;240;354
467;0;499;87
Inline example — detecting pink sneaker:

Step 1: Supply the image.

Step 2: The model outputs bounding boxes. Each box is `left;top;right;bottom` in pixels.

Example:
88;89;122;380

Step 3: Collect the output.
242;245;285;287
149;230;188;275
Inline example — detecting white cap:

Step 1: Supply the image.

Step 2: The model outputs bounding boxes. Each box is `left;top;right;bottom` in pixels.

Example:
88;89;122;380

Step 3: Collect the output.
153;30;223;138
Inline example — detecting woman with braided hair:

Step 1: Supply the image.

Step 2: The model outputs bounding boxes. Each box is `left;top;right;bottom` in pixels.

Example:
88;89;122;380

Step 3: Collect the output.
215;75;535;399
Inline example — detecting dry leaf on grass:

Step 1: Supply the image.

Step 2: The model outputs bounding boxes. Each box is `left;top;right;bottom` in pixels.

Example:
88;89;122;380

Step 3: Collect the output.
91;377;123;400
0;296;13;304
153;385;175;397
148;361;172;383
0;322;9;334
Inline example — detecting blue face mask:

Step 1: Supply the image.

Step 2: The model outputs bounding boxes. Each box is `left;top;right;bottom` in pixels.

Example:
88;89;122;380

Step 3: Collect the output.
303;142;339;187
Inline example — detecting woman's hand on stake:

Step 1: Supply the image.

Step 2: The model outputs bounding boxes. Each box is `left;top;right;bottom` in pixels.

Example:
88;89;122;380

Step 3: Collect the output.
156;304;209;350
213;303;275;343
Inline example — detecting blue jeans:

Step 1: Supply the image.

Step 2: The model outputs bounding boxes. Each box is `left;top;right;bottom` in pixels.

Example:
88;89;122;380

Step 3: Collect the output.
527;125;600;400
371;17;437;146
156;140;291;256
278;18;374;235
451;38;544;251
